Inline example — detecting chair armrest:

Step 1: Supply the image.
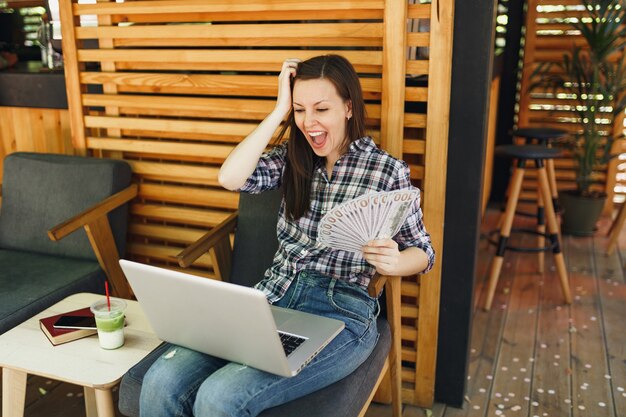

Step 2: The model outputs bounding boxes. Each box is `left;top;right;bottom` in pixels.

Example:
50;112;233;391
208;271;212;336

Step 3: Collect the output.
47;184;138;241
46;184;138;299
367;273;387;298
176;211;239;268
369;273;403;415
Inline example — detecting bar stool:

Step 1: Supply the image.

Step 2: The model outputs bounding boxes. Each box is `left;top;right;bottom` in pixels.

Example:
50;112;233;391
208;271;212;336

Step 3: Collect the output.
503;127;567;272
511;127;568;212
484;145;572;311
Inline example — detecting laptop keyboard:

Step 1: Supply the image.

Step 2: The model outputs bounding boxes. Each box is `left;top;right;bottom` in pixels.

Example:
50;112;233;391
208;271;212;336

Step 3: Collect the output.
278;331;307;356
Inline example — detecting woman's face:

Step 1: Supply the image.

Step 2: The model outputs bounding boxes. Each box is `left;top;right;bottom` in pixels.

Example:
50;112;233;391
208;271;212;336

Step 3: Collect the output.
292;78;352;166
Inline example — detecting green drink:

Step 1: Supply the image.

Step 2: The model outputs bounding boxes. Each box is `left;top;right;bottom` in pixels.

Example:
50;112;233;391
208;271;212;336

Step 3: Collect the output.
90;298;127;349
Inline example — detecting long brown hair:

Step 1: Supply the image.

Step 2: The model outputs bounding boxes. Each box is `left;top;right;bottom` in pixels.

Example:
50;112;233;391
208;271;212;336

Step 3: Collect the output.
275;55;367;220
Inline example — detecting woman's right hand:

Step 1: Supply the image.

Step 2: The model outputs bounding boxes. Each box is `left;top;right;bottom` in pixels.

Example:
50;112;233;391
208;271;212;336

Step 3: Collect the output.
274;58;300;118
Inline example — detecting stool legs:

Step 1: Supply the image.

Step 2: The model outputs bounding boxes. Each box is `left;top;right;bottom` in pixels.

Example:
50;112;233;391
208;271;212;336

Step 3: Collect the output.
537;192;546;273
485;159;572;311
546;157;560;210
485;164;526;311
536;162;572;305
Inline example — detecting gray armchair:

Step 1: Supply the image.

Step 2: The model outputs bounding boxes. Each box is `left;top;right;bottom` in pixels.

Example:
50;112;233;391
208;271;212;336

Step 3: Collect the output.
118;190;402;417
0;152;136;334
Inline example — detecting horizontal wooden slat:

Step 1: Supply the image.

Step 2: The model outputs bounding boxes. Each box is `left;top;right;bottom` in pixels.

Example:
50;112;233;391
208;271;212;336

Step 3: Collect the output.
402;347;417;362
404;113;427;128
404;139;426;155
405;86;429;102
84;94;271;120
83;94;380;121
77;23;383;48
116;130;263;145
401;281;420;298
534;36;588;49
81;73;282;98
79;74;383;100
405;60;430;75
401;303;419;319
111;10;383;24
87;138;234;161
533;49;624;64
534;22;582;32
127;242;214;268
126;160;221;186
402;368;416;383
402;325;417;341
130;223;211;245
138;183;239;210
131;203;230;228
407;32;430;47
84;116;256;137
77;50;384;73
74;0;385;16
407;3;431;19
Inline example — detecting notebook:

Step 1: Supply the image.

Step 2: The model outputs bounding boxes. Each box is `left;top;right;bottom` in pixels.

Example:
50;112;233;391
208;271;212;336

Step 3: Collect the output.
119;260;345;377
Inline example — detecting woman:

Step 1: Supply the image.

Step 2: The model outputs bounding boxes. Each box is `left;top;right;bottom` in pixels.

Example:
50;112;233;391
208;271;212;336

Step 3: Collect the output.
140;55;435;417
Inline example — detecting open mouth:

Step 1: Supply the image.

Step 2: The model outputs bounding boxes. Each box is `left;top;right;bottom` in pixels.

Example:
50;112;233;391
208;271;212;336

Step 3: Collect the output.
308;131;327;148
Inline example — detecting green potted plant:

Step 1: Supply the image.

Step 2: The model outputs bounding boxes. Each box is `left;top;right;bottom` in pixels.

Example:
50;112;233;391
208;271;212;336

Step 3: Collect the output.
530;0;626;235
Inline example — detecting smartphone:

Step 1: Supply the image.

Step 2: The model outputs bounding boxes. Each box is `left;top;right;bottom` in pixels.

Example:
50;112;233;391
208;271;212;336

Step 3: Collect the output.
53;315;97;330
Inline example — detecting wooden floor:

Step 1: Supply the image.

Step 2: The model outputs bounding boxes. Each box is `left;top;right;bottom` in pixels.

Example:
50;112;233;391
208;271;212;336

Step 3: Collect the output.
2;208;625;417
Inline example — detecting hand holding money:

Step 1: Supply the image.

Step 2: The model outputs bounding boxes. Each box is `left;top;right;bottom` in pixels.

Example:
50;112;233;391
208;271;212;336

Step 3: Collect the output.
362;238;401;275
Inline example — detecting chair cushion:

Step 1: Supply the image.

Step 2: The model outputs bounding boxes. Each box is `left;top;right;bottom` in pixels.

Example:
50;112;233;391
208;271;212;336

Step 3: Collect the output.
0;152;132;260
229;189;282;287
118;317;391;417
0;249;105;334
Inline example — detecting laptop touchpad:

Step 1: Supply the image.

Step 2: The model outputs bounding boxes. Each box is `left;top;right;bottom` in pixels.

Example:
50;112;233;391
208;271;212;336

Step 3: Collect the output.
271;307;295;327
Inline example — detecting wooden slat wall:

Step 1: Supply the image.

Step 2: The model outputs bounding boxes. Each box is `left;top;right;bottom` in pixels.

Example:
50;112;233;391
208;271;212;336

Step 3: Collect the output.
58;0;454;407
0;107;73;184
517;0;626;214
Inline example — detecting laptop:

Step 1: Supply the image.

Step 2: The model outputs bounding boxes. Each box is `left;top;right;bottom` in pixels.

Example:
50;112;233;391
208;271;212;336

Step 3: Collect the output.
119;259;345;377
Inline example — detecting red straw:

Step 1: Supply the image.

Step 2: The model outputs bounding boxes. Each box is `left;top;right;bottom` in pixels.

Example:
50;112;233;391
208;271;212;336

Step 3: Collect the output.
105;281;111;311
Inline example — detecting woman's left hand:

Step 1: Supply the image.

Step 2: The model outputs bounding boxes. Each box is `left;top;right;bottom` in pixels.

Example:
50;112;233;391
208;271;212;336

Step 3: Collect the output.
362;239;401;275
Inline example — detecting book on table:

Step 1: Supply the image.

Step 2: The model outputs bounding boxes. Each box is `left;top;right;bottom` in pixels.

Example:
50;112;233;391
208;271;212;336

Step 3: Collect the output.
39;306;97;346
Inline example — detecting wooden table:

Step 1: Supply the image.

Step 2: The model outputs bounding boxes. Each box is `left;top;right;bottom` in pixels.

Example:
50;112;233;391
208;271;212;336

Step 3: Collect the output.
0;293;162;417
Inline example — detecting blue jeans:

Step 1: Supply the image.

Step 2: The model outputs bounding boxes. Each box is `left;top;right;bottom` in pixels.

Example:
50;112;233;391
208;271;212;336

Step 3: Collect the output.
139;271;379;417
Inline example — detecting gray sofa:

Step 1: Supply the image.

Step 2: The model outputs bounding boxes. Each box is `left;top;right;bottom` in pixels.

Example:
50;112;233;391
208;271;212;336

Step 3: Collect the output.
0;152;133;334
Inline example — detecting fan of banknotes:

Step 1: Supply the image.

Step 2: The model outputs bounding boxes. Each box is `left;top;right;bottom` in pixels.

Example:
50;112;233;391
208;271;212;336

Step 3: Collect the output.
317;189;419;253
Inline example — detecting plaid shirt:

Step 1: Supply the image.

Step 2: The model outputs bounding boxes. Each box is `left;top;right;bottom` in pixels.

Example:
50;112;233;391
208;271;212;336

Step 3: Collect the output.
240;136;435;303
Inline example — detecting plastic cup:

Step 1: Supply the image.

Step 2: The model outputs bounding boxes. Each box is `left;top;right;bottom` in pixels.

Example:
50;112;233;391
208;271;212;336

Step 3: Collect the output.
90;298;127;349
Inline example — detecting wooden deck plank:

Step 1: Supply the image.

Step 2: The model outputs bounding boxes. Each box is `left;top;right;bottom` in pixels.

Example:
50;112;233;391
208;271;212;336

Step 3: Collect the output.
484;223;541;417
593;231;626;417
531;253;572;417
565;236;615;417
23;378;92;417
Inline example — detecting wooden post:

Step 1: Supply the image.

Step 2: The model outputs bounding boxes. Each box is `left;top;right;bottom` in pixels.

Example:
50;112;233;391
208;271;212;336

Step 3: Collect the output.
59;0;88;154
380;0;408;158
415;0;454;407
